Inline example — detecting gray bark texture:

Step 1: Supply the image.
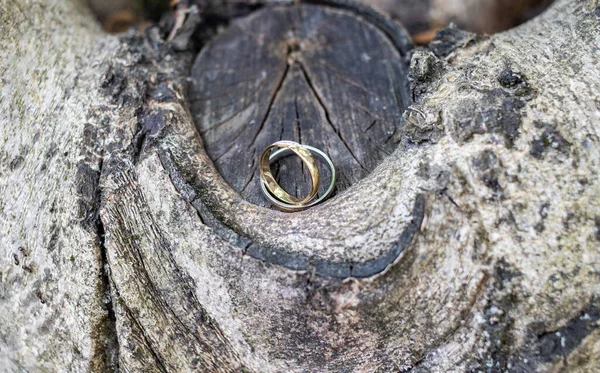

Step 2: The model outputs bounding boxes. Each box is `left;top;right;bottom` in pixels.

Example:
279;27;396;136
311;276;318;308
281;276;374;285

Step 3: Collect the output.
1;0;599;372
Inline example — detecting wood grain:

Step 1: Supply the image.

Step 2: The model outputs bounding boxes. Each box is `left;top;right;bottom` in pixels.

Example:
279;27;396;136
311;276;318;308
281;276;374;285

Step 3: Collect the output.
190;4;410;206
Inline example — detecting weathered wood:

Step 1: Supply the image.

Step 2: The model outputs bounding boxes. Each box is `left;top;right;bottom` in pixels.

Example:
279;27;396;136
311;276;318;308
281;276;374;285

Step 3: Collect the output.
1;0;600;372
0;1;120;371
190;4;412;206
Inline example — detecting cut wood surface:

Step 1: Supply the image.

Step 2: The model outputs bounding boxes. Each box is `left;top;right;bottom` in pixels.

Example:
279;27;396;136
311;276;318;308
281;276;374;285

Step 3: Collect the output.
1;0;599;372
190;4;411;205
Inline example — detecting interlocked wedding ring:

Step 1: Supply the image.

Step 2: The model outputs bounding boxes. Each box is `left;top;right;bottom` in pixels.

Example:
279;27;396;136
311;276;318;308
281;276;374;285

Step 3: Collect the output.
259;143;336;212
259;141;320;205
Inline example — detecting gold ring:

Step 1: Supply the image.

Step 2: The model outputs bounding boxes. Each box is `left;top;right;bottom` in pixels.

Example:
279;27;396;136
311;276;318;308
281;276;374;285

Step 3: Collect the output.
259;141;320;205
260;145;336;212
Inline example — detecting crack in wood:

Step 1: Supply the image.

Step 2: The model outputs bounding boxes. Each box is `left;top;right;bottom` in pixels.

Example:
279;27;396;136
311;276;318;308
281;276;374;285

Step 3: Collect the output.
293;89;306;194
104;167;246;370
191;3;412;206
214;125;247;162
112;279;169;373
96;219;121;372
364;119;377;133
248;61;290;148
79;139;120;371
296;60;369;172
309;57;375;95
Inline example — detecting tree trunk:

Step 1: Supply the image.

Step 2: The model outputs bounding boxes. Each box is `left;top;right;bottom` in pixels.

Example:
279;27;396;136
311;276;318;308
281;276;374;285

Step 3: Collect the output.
1;0;599;372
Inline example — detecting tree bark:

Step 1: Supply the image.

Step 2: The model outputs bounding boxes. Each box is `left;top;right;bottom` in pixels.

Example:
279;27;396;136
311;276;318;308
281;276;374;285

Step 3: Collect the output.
1;0;599;372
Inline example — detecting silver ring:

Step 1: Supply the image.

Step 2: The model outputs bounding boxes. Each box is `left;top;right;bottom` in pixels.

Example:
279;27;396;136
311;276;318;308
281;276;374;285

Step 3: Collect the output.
260;145;336;212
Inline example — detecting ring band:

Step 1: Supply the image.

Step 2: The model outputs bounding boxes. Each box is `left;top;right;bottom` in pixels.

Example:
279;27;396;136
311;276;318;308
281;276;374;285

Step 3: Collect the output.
259;141;320;205
260;145;336;212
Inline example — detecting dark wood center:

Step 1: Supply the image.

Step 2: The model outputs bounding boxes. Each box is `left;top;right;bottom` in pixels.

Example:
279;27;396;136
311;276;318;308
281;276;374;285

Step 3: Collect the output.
190;4;410;206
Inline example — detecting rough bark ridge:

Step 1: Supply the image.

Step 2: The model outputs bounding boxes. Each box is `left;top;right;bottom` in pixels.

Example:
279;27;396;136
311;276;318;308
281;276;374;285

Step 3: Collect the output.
0;0;122;371
1;0;599;372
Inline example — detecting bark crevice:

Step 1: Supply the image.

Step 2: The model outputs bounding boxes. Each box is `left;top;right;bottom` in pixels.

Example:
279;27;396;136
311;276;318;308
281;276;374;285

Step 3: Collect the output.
93;160;121;372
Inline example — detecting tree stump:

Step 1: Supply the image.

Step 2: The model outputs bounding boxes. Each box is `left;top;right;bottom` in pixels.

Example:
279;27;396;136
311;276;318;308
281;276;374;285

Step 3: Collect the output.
1;0;599;372
189;4;411;206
